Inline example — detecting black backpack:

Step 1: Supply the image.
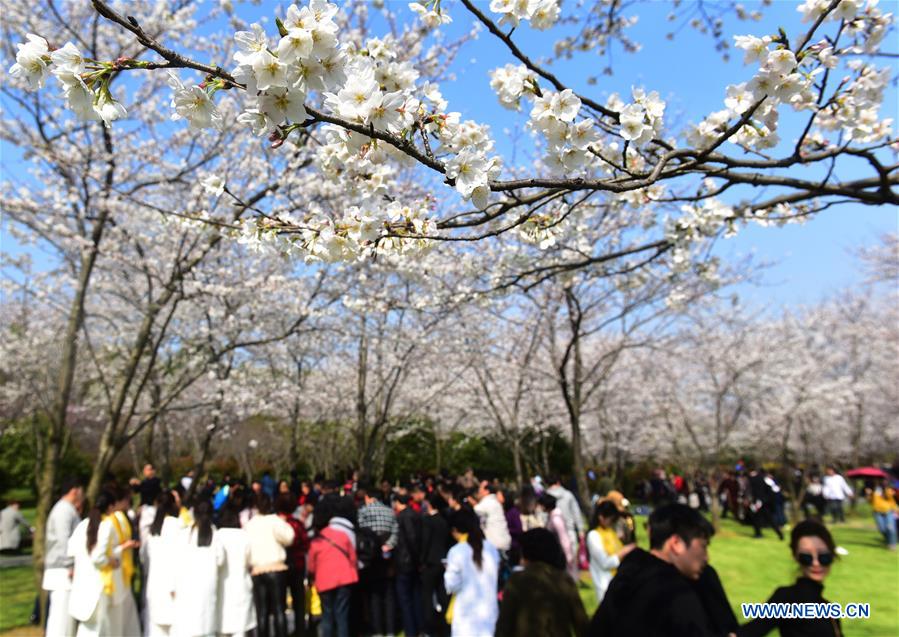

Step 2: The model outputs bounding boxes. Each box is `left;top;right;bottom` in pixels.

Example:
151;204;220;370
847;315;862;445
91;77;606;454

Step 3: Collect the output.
356;526;383;570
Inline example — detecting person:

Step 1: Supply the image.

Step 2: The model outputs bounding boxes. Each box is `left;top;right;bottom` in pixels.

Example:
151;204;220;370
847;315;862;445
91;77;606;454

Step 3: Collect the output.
587;503;718;637
261;472;277;501
538;493;576;581
307;502;358;637
718;472;740;520
866;478;898;550
420;491;450;637
748;463;783;540
180;470;194;493
109;486;141;637
586;501;636;604
599;491;636;545
275;493;309;631
0;499;29;553
473;481;511;553
145;492;185;637
394;493;424;637
172;500;224;637
495;528;589;637
545;476;585;559
821;467;852;524
736;519;842;637
245;493;295;637
502;489;523;566
356;483;398;637
444;508;500;637
217;505;257;637
801;475;826;519
137;464;162;508
43;477;84;637
68;489;136;637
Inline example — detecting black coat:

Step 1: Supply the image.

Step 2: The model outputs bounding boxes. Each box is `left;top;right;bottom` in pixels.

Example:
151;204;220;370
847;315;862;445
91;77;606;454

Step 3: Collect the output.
395;506;421;574
736;577;842;637
419;512;450;568
693;564;738;635
587;548;718;637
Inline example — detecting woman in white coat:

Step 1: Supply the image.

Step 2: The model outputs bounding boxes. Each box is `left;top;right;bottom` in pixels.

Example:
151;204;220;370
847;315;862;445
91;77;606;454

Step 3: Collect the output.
145;492;185;637
217;506;257;637
172;500;224;637
68;490;136;637
444;509;500;637
586;500;635;605
109;486;141;636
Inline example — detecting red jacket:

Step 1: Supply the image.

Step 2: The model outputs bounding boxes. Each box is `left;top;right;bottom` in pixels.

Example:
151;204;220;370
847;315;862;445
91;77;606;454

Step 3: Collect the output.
307;527;358;592
280;514;310;572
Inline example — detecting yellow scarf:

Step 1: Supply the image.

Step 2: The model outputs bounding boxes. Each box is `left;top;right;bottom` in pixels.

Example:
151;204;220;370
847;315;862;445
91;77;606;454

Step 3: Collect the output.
111;511;134;587
99;515;116;596
179;506;194;527
445;533;468;624
597;526;623;575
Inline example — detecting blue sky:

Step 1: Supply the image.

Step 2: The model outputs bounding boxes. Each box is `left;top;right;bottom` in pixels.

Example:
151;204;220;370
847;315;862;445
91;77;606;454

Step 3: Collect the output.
2;0;897;309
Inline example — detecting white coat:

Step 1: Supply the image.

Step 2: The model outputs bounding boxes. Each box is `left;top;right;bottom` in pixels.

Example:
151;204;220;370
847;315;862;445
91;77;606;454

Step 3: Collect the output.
171;525;224;637
217;528;257;635
586;528;620;604
444;540;500;637
145;516;185;630
67;518;120;627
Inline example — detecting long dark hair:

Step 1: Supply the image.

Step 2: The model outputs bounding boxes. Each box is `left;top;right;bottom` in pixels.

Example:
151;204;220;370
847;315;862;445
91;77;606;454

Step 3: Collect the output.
192;500;214;547
590;500;620;529
451;509;485;570
87;490;116;553
150;491;179;536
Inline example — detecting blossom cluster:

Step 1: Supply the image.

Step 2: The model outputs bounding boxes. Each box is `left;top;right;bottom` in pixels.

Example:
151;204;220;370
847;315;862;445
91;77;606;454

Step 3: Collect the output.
686;40;815;151
687;0;892;151
8;36;128;127
609;88;666;147
490;0;561;30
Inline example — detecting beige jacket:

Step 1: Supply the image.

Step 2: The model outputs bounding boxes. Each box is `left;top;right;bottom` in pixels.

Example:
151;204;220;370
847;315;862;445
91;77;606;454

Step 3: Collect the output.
244;514;295;574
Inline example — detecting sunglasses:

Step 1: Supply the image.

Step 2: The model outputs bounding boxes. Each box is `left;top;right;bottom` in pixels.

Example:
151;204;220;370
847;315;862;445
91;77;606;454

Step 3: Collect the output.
797;552;834;567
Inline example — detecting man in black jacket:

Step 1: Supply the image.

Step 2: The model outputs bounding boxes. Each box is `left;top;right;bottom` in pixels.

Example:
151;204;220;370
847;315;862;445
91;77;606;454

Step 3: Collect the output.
588;503;732;637
747;462;784;540
419;492;450;637
394;494;424;637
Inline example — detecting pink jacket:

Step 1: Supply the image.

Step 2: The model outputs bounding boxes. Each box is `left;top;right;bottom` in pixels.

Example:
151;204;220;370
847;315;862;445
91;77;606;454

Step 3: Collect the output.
307;526;358;592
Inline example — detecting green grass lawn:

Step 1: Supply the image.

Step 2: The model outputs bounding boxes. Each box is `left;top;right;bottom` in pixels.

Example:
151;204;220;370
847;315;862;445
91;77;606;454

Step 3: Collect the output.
2;510;896;635
0;567;36;633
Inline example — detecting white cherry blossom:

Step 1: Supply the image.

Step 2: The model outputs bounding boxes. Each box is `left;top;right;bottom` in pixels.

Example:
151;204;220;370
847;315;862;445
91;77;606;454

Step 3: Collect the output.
9;33;50;89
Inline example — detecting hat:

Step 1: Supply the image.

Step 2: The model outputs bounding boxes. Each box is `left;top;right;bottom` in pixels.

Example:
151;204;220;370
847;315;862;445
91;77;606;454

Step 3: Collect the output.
600;490;630;512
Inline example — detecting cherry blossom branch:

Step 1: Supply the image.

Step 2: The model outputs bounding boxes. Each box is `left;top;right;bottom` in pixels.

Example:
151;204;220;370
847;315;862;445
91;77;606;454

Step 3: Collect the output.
459;0;619;123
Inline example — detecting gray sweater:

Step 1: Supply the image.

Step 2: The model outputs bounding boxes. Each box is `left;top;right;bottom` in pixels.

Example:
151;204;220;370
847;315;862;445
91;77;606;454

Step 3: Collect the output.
45;499;80;569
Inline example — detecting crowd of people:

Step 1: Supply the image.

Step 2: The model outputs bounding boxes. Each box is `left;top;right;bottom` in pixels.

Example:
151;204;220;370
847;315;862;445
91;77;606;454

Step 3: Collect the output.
22;460;899;637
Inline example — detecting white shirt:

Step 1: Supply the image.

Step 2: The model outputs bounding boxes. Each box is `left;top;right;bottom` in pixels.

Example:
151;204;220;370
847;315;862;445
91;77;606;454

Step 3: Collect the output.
473;494;511;552
822;474;853;501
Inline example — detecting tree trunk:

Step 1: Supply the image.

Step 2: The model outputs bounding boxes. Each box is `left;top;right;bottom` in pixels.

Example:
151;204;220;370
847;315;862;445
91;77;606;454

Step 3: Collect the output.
512;438;524;489
708;469;721;531
160;420;172;486
87;432;117;504
570;414;589;515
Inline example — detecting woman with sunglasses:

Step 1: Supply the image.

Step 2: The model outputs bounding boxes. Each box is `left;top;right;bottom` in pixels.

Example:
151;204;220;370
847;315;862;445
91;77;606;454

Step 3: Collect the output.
737;519;841;636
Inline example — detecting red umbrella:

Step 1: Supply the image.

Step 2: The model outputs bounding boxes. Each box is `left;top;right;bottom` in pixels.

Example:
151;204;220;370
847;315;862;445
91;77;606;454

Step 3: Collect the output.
845;467;888;479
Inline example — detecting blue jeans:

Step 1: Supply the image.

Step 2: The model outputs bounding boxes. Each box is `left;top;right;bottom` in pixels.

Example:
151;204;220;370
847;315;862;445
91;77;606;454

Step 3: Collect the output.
395;572;423;637
319;585;351;637
826;499;845;523
874;512;898;547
